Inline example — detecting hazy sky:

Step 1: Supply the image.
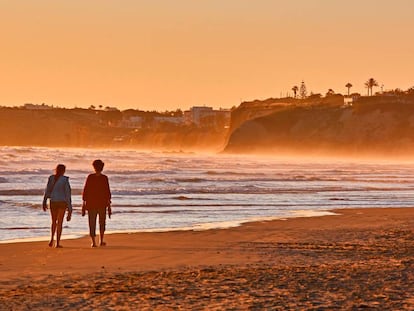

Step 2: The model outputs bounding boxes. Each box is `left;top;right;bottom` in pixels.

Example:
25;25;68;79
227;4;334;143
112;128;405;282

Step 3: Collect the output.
1;1;413;111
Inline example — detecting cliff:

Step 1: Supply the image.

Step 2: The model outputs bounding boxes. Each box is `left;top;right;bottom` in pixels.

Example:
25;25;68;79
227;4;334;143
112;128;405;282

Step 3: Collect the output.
0;108;226;151
0;108;125;147
224;95;414;157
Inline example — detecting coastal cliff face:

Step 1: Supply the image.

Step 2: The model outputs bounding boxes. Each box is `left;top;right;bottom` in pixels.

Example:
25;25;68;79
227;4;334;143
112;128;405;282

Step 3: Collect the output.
0;108;226;151
224;97;414;156
0;108;125;147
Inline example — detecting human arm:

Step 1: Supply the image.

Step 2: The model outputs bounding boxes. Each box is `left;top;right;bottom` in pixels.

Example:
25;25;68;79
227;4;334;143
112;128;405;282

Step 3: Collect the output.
106;176;112;219
81;176;90;217
107;203;112;219
82;201;86;217
65;178;72;221
42;176;53;211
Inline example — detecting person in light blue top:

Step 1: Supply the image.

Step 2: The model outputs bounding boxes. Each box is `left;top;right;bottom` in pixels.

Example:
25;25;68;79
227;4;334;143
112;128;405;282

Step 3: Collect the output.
43;164;72;248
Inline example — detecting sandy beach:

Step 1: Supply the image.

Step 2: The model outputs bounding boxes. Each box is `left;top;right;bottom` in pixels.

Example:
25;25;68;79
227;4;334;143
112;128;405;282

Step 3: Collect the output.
1;207;413;310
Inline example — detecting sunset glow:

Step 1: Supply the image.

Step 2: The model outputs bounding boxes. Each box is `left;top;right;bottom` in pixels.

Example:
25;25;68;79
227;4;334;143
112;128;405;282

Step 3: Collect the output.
1;0;413;110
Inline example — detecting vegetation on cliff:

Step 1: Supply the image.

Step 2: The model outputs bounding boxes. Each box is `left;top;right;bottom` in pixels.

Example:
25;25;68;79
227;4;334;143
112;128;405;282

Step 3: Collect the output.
0;107;227;151
225;91;414;156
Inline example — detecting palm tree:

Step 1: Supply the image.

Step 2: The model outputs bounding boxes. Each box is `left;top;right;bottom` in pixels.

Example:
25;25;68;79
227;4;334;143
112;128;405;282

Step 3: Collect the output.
345;83;353;96
291;86;299;98
364;78;379;96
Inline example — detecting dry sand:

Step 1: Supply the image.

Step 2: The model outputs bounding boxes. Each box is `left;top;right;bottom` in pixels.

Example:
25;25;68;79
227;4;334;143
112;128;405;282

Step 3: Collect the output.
0;208;413;310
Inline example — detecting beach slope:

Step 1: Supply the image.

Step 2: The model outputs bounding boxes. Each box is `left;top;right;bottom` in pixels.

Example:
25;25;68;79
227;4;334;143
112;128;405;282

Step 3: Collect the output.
1;208;413;309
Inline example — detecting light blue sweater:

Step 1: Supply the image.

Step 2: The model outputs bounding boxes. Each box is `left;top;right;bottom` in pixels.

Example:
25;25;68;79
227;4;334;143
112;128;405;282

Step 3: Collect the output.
43;175;72;212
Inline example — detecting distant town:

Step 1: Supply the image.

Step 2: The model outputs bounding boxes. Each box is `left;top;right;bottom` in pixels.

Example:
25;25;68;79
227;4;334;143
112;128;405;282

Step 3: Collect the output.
20;104;232;130
0;103;233;150
1;79;414;153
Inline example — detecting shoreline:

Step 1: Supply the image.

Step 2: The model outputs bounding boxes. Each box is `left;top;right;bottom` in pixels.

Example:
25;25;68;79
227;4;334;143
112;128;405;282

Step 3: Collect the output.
0;207;412;276
1;207;413;309
0;209;339;244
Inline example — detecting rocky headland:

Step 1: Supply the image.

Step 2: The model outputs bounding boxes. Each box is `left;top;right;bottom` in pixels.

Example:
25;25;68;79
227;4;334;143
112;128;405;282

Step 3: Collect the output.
224;94;414;157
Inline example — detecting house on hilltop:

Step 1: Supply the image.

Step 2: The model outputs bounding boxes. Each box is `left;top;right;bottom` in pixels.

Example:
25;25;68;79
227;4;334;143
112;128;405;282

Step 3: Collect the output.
184;106;231;129
23;103;52;110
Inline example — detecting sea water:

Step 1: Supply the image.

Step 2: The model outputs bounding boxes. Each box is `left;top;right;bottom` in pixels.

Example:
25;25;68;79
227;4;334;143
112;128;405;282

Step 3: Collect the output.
1;146;414;243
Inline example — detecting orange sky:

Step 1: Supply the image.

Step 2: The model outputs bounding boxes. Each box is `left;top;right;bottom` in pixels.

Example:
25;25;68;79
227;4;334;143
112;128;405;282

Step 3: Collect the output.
1;1;413;111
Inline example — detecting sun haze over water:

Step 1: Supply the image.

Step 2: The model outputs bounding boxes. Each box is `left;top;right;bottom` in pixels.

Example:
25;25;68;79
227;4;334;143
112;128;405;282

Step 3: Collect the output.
0;0;413;110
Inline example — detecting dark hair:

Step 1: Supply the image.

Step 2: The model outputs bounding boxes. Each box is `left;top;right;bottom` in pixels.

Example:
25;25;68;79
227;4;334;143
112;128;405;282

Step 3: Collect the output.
92;159;104;172
55;164;66;176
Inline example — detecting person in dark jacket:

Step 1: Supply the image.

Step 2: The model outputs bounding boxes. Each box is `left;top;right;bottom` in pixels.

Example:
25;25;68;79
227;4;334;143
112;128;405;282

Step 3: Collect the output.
43;164;72;248
82;159;111;247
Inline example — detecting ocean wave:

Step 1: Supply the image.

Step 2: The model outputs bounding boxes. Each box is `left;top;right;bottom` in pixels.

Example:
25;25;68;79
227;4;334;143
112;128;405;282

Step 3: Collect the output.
10;146;38;153
0;226;49;230
162;159;179;163
170;196;213;201
105;169;178;175
0;189;83;196
0;201;44;209
1;172;412;186
113;206;283;214
174;178;205;183
0;189;45;196
205;170;265;176
0;185;410;197
0;169;90;176
173;196;192;200
114;203;287;208
0;169;51;175
114;209;194;214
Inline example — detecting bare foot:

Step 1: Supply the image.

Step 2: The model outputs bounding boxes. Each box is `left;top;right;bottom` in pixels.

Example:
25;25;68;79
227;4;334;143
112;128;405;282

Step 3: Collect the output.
55;245;63;248
100;242;106;247
48;240;54;247
91;244;97;248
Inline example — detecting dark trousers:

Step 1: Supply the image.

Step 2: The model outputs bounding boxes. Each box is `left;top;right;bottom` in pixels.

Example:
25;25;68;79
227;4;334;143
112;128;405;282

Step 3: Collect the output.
88;208;106;237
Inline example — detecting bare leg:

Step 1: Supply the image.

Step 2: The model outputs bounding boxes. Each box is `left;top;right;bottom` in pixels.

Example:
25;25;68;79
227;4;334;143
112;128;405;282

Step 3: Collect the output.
91;236;97;247
49;208;58;247
88;210;98;247
99;209;106;246
55;208;66;248
99;228;105;246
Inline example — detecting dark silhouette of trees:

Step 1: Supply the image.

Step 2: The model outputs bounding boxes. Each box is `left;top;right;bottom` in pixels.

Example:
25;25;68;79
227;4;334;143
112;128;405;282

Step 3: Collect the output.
365;78;379;96
299;81;307;99
406;87;414;94
307;93;322;100
100;110;122;126
326;89;335;96
345;83;353;96
291;86;299;98
173;109;183;117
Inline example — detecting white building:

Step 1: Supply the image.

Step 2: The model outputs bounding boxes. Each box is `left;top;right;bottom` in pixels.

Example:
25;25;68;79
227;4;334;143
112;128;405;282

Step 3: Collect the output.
184;106;213;126
184;106;231;128
154;116;184;125
23;103;52;110
121;116;143;128
343;97;353;106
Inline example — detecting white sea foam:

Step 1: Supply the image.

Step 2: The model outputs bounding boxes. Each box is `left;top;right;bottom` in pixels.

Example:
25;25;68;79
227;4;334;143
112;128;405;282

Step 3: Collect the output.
0;234;84;244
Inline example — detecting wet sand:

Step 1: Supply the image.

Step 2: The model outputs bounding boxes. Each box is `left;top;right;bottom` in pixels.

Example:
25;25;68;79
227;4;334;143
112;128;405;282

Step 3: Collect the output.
1;208;413;310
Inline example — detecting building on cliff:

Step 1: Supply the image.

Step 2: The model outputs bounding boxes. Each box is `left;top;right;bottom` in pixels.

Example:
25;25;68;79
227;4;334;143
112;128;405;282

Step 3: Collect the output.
184;106;231;129
24;103;53;110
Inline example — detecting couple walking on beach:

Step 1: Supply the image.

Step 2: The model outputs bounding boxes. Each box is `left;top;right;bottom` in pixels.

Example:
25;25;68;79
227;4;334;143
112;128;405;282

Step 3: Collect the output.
42;159;111;248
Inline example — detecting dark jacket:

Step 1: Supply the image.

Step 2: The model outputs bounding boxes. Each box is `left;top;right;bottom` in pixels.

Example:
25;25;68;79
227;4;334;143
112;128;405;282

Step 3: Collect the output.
82;173;111;210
